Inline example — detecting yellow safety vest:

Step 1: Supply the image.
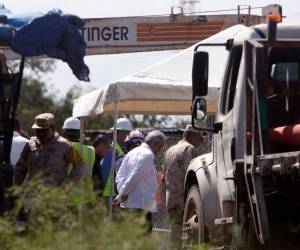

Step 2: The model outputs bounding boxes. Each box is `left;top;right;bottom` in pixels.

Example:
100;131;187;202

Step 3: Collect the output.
115;143;123;156
102;143;123;197
68;142;95;178
67;142;96;204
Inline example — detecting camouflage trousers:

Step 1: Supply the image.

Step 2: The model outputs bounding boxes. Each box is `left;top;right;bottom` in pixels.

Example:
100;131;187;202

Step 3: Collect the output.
168;207;184;250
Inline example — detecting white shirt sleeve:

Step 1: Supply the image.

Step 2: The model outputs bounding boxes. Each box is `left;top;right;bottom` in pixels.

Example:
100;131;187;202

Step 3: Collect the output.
118;154;153;197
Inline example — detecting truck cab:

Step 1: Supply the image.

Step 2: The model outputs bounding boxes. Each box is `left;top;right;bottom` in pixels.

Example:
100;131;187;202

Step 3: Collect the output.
183;18;300;249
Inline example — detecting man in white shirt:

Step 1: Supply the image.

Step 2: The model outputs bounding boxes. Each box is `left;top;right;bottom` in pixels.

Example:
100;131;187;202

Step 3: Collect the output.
10;120;28;167
115;130;166;229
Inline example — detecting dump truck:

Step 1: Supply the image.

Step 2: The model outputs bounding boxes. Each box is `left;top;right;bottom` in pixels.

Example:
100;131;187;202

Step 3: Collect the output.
183;13;300;249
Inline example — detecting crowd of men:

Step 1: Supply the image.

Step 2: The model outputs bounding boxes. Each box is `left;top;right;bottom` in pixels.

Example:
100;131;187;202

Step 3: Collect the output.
10;112;205;249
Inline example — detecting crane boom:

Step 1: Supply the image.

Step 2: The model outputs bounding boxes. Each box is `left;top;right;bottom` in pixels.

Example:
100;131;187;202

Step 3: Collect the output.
0;3;269;59
82;13;264;55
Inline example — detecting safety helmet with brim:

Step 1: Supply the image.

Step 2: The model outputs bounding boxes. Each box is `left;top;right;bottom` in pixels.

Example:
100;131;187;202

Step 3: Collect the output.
110;117;133;131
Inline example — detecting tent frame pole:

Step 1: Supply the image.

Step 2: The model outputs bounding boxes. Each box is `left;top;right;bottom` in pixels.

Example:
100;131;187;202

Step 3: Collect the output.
109;101;119;218
79;118;84;219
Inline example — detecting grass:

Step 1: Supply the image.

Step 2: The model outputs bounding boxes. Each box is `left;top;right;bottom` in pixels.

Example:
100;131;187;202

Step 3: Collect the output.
0;179;160;250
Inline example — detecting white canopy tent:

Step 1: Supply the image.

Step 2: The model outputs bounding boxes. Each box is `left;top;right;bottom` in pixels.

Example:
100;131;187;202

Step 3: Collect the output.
72;24;249;217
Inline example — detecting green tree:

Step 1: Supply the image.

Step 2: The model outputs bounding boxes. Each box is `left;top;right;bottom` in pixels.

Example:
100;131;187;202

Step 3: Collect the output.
13;59;114;135
54;84;84;132
17;77;58;136
85;114;114;130
15;59;57;136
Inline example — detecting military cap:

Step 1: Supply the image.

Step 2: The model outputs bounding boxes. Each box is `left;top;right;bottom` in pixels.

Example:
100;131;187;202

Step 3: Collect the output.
184;124;204;134
32;113;55;129
184;121;208;134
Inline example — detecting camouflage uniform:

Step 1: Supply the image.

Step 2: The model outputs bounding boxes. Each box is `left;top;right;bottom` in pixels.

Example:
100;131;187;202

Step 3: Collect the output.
163;139;195;249
14;132;83;187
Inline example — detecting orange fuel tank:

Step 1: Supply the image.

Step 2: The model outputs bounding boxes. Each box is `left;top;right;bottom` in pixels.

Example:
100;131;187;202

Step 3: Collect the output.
269;124;300;145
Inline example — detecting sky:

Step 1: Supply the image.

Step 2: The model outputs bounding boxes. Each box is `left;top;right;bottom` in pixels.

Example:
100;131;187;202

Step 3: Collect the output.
1;0;299;98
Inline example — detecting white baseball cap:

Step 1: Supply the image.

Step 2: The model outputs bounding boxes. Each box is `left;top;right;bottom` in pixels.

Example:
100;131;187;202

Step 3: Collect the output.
63;117;80;130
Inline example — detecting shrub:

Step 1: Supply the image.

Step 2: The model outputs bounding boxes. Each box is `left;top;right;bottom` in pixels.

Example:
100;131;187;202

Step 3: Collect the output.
0;180;159;250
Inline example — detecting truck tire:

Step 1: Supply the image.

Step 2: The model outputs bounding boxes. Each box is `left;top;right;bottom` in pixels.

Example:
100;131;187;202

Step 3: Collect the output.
182;185;206;248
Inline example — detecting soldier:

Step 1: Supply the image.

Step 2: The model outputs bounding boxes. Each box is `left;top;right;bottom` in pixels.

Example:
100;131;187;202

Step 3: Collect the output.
163;125;204;249
14;113;83;187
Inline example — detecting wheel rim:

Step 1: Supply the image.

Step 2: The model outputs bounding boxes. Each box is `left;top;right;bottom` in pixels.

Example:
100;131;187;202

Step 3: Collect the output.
183;198;202;247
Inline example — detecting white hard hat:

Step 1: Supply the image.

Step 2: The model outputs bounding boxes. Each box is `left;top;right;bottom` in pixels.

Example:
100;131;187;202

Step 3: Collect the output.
63;117;80;130
111;118;133;131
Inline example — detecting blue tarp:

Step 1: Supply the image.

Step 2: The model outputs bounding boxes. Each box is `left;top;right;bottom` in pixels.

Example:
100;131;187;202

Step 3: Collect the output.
0;8;90;82
0;4;42;30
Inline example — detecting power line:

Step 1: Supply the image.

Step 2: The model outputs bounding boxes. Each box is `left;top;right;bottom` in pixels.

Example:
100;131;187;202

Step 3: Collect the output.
126;6;264;18
183;6;264;15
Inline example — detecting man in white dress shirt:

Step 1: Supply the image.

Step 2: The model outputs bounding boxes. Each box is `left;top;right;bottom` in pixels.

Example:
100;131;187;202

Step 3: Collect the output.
115;130;166;230
10;120;28;167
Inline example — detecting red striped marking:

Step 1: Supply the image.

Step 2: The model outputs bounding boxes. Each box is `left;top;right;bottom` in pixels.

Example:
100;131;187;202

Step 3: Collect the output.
137;21;224;28
137;21;224;42
138;35;211;42
137;27;222;32
138;30;219;37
